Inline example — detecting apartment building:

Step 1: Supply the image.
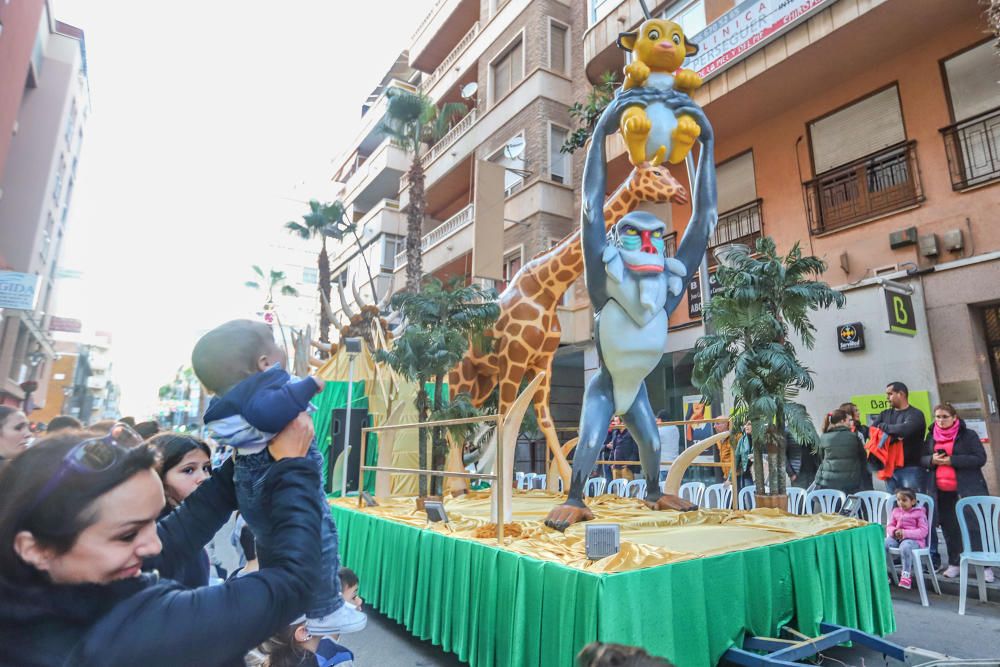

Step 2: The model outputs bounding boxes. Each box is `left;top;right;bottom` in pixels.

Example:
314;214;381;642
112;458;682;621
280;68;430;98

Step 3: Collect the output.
0;0;46;184
0;5;89;411
587;0;1000;488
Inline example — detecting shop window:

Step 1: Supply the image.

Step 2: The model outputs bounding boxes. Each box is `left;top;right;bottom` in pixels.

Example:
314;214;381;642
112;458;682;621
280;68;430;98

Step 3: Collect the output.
491;37;524;102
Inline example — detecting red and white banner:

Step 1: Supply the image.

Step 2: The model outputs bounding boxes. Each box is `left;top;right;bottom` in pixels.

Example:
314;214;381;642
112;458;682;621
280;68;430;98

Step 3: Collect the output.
687;0;834;79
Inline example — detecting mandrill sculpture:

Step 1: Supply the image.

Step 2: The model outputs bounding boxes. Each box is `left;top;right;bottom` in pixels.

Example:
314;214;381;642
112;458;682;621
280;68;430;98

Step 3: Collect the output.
544;86;718;531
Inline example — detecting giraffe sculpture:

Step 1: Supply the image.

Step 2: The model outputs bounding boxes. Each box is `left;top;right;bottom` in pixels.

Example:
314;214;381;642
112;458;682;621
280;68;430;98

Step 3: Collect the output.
449;161;688;489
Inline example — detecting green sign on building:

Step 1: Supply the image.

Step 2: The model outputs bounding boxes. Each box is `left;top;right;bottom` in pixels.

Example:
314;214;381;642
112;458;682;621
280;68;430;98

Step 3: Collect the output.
884;290;917;336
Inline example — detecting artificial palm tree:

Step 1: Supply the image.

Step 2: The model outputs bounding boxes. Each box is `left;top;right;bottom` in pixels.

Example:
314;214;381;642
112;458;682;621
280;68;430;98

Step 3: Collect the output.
375;277;499;496
245;265;299;360
692;238;845;499
379;89;467;293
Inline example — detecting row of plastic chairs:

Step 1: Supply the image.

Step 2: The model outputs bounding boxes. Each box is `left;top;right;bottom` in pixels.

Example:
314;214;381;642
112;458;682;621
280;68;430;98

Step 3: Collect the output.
583;477;649;499
514;472;547;490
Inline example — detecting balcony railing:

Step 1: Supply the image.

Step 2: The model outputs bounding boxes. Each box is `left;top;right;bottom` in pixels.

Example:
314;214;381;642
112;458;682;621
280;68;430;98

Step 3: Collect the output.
803;141;923;235
419;21;479;94
394;203;475;269
707;199;763;266
940;106;1000;191
422;108;477;165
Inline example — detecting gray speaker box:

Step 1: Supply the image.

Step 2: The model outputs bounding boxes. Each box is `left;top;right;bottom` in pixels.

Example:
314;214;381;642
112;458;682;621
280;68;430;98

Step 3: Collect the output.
585;524;620;560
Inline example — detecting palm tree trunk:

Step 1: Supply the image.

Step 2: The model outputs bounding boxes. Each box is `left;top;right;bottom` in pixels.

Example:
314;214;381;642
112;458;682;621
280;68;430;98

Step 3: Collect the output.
318;239;332;349
417;380;429;497
753;437;766;495
775;405;787;496
405;158;426;293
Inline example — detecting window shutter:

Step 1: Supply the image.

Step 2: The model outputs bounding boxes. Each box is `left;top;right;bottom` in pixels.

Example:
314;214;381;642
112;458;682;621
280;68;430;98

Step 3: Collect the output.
511;41;523;84
945;42;1000;121
716;151;756;214
550;126;568;182
809;87;905;174
493;56;511;100
550;24;567;73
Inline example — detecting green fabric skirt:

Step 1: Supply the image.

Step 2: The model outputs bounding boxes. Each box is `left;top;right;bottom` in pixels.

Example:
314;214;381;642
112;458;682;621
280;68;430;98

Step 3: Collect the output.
332;505;895;667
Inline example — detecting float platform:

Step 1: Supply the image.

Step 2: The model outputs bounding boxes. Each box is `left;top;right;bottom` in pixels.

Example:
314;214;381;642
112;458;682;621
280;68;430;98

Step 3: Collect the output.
331;491;894;667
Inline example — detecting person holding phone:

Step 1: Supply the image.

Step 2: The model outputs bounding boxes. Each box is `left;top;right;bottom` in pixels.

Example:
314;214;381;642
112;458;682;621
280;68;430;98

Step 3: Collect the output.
921;403;992;581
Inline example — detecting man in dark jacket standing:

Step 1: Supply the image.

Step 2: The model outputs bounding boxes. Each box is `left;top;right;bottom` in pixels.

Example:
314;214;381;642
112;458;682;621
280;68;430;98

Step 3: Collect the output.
874;382;927;493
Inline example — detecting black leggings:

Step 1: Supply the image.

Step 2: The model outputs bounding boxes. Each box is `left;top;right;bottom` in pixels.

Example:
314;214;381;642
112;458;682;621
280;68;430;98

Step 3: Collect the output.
937;490;982;566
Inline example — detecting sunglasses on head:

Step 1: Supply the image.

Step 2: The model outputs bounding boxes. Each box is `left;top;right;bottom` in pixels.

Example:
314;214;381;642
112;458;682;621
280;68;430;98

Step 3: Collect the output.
24;423;144;517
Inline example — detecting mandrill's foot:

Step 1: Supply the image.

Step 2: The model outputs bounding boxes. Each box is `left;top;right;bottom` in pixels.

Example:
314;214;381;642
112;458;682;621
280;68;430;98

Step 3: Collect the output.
643;493;697;512
544;502;594;532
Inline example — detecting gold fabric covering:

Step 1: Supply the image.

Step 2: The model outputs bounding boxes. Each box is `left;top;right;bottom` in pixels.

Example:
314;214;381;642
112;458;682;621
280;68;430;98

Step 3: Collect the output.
333;490;865;573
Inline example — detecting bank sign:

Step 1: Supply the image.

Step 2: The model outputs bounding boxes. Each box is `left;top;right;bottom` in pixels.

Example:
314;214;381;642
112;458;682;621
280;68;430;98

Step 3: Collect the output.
687;0;836;79
884;290;917;336
0;271;39;310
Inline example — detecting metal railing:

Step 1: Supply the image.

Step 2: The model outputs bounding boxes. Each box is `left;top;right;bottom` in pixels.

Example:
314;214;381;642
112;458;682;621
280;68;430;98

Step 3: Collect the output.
803;141;923;234
394;203;474;269
708;199;763;265
940;105;1000;191
422;108;477;165
419;21;480;94
358;413;507;544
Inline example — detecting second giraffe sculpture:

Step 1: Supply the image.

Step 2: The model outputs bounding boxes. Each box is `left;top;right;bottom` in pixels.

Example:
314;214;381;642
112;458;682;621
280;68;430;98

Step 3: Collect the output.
449;161;688;489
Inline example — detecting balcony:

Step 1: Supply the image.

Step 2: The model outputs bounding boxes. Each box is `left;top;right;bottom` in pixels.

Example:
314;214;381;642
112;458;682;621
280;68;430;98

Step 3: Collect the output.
940;106;1000;192
803;141;923;236
707;199;763;266
341;138;411;211
418;21;479;96
409;0;479;73
394;203;474;270
332;78;415;182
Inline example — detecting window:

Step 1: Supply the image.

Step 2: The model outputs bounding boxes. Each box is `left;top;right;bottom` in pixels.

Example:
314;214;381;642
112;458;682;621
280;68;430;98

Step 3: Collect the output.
943;41;1000;122
491;38;523;102
809;86;906;175
65;100;77;145
549;21;568;73
499;249;523;291
716;151;757;214
549;126;569;184
381;234;404;271
302;267;319;284
52;156;66;205
335;270;348;288
662;0;706;38
710;152;762;261
489;136;526;197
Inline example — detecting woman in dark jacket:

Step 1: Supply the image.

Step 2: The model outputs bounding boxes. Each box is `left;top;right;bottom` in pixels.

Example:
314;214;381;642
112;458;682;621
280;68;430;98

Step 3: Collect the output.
814;409;867;494
0;416;320;667
920;403;991;580
144;433;214;588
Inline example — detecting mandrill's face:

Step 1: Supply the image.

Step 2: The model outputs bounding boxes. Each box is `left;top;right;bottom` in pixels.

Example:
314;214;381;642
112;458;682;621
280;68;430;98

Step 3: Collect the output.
615;214;668;274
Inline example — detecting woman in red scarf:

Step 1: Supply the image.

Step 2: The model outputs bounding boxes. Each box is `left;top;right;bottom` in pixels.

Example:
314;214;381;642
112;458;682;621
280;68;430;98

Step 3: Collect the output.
921;403;991;580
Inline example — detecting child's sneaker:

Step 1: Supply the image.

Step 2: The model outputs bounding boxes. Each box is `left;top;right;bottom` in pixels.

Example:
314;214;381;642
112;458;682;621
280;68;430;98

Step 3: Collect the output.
898;571;912;589
941;565;960;579
306;604;367;635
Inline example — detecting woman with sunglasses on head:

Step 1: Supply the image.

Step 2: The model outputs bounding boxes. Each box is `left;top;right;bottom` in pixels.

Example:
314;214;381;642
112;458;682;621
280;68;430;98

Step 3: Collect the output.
143;432;214;588
0;414;322;667
0;407;31;462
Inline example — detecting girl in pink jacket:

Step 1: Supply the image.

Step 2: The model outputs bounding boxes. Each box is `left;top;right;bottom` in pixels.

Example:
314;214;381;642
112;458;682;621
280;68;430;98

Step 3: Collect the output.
885;487;929;590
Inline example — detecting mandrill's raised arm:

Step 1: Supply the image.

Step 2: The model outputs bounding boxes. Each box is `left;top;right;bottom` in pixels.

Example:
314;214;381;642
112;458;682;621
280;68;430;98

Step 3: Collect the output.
665;105;717;317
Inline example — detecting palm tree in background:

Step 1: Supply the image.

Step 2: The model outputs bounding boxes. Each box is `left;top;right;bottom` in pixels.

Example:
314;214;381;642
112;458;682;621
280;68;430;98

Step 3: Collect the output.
379;89;467;293
692;238;845;497
245;265;299;360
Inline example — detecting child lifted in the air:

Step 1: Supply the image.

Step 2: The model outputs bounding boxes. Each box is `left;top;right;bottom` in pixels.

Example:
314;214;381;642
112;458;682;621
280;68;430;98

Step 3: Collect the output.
193;319;366;636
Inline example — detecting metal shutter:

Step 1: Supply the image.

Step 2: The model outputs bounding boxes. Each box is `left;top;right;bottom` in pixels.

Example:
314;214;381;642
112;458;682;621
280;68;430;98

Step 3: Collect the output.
716;151;756;214
810;86;905;174
944;42;1000;121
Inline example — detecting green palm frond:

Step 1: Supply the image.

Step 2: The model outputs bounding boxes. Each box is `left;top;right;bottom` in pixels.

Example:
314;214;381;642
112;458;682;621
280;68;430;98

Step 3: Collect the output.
280;285;299;297
244;281;260;289
251;265;265;280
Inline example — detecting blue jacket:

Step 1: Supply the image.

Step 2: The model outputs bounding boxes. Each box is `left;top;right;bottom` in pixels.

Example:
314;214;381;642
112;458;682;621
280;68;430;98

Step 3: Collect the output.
204;364;320;436
0;456;322;666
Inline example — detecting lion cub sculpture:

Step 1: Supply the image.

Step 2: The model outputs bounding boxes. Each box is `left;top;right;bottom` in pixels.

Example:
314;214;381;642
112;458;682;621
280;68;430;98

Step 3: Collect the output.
617;19;703;167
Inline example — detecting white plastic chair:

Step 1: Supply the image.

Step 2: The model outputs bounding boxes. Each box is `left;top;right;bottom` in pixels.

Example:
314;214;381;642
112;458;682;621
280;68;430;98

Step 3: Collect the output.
679;481;706;506
626;479;647;499
855;490;893;525
704;483;732;509
805;489;846;514
786;487;806;514
956;496;1000;615
607;478;629;497
888;493;941;607
584;477;606;497
738;485;756;510
515;472;526;489
533;474;547;490
521;472;537;490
